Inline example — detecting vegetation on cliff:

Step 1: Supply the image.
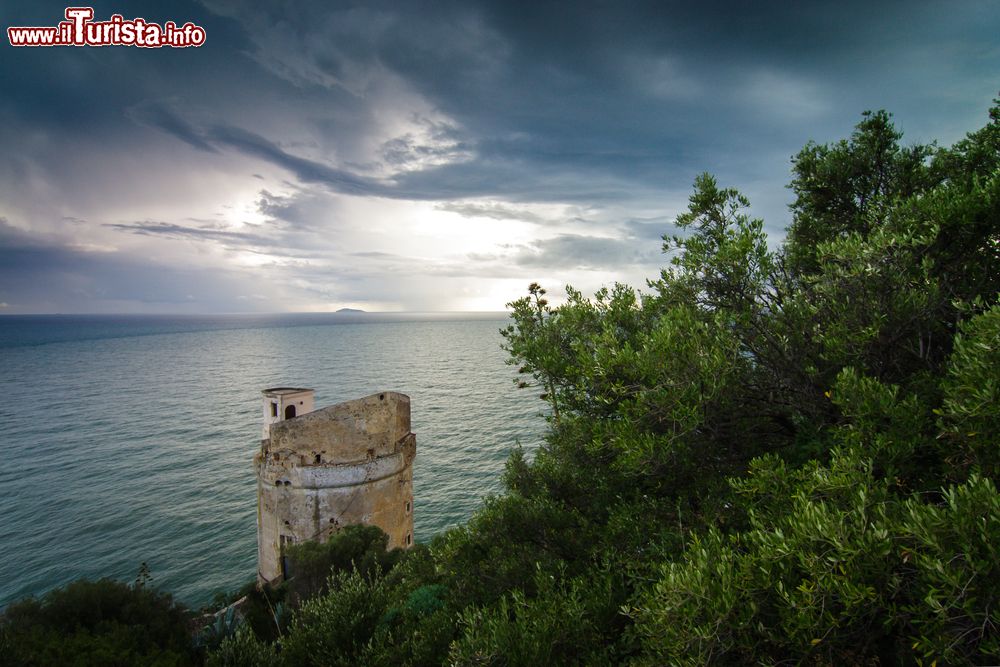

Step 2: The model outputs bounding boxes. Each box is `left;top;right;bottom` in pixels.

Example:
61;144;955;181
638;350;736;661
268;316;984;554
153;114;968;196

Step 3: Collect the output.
0;577;195;666
4;99;1000;665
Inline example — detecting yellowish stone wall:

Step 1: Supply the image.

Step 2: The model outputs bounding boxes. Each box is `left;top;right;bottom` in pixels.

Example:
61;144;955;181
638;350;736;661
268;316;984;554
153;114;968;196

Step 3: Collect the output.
255;391;415;585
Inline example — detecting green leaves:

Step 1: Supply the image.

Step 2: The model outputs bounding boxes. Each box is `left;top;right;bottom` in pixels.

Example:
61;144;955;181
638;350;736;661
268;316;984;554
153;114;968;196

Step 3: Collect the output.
497;99;1000;665
786;109;933;277
938;304;1000;478
279;568;393;667
0;579;196;667
283;524;403;603
450;567;620;667
901;475;1000;663
632;450;1000;665
663;172;775;318
207;627;278;667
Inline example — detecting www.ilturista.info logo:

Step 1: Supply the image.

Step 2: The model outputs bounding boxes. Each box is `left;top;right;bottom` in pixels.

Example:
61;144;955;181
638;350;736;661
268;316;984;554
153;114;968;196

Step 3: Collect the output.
7;7;206;48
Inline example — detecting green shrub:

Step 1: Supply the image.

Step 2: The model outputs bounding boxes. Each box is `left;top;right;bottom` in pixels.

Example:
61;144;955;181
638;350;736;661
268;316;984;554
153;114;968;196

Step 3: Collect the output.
283;524;403;603
629;448;1000;665
206;626;278;667
0;578;195;667
279;567;392;667
450;568;621;667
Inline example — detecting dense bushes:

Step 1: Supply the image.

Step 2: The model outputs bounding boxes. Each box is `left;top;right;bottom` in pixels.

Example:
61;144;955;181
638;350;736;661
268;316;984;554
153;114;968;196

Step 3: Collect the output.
0;578;196;666
282;524;404;604
630;452;1000;665
484;98;1000;664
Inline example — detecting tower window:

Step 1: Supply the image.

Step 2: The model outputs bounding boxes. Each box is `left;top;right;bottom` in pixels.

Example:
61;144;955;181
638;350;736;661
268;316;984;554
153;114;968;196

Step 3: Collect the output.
405;501;411;514
270;402;278;417
285;405;296;419
405;533;411;546
314;454;321;464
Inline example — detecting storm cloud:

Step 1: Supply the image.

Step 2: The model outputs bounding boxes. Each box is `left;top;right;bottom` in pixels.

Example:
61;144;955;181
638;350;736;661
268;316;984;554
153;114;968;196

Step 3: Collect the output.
0;0;996;312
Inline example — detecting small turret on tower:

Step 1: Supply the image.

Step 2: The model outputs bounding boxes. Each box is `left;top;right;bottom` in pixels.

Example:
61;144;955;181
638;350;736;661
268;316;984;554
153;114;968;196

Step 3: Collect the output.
261;388;315;440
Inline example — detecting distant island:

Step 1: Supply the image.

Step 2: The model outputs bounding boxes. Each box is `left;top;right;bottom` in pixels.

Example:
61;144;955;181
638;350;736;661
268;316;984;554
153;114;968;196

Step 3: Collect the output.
336;308;365;313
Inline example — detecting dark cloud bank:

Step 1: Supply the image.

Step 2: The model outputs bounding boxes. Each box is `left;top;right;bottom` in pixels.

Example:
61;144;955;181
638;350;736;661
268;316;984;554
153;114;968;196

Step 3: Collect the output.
0;0;997;312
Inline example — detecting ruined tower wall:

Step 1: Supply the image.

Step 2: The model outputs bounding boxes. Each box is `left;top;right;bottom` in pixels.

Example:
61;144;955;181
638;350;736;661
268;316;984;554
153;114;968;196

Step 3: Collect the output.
255;391;415;586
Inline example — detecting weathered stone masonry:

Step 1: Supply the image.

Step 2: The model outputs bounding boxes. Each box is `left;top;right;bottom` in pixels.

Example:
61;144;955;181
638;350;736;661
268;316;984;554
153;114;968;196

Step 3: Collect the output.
255;388;416;585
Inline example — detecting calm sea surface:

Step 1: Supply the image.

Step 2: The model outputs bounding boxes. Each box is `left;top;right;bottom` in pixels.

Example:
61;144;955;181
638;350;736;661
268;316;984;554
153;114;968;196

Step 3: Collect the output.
0;313;546;608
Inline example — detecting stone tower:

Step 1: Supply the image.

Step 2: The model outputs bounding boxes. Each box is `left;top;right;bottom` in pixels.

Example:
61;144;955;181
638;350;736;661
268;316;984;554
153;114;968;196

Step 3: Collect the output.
255;388;416;586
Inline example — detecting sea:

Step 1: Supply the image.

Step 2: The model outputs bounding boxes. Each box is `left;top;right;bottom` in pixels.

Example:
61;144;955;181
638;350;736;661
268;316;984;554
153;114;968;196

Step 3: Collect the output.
0;313;547;609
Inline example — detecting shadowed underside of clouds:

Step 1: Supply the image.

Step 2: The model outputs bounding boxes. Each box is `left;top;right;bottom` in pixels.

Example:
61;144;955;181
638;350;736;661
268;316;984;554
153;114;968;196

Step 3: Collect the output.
124;0;1000;206
0;220;265;312
0;0;997;312
103;218;339;260
127;101;653;203
0;218;475;312
106;221;270;245
510;234;663;270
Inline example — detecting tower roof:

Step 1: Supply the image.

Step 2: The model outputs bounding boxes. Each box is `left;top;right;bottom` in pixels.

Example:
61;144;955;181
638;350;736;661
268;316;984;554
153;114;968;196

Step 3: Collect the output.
262;387;314;397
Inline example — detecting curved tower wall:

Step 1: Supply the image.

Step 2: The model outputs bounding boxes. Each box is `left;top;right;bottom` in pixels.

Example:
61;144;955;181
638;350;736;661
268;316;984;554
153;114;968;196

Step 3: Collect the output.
255;391;415;585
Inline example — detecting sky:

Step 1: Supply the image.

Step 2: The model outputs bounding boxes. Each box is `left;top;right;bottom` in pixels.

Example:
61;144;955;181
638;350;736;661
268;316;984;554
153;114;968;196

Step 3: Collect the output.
0;1;997;313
